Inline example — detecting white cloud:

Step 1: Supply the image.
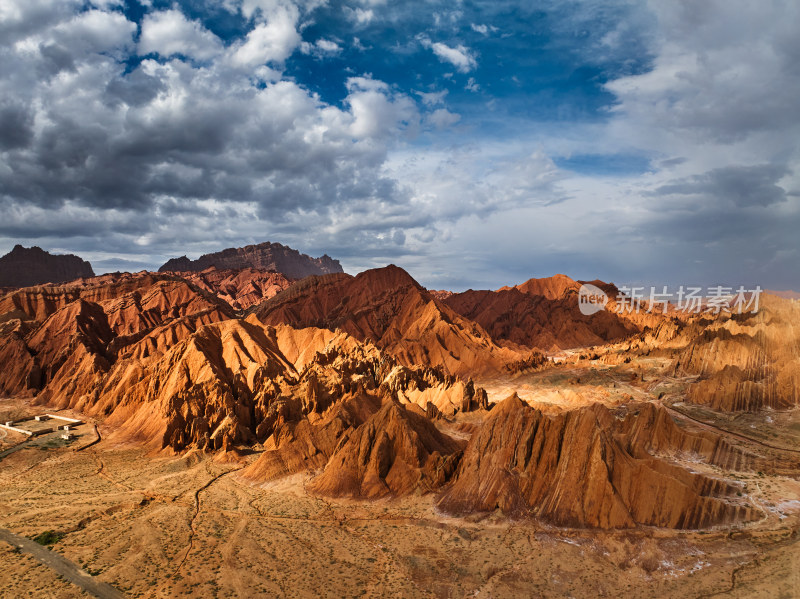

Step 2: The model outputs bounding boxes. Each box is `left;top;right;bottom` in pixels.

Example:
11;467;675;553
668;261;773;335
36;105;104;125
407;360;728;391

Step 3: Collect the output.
416;89;447;106
606;1;800;147
230;5;301;67
2;0;798;290
315;39;340;53
426;108;460;129
420;38;477;73
300;38;342;56
0;2;428;268
345;76;419;139
53;9;136;56
139;10;223;61
344;7;374;25
88;0;123;8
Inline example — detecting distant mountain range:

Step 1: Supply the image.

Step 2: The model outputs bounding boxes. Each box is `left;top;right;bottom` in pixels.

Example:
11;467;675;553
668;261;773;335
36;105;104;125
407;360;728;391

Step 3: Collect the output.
158;241;343;279
0;245;94;288
0;241;342;289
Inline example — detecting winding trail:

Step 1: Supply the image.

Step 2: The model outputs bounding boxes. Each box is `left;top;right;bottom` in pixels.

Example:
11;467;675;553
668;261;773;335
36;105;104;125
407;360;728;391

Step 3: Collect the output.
663;404;800;455
172;464;245;577
599;368;800;455
0;527;125;599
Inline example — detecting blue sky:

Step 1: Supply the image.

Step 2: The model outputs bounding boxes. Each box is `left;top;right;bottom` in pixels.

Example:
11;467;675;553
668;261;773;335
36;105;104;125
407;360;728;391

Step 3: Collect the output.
0;0;798;290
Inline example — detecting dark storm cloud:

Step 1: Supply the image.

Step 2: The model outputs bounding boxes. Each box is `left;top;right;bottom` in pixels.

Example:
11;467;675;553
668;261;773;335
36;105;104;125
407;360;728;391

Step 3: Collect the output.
38;43;77;76
105;70;165;107
0;102;34;150
653;164;790;207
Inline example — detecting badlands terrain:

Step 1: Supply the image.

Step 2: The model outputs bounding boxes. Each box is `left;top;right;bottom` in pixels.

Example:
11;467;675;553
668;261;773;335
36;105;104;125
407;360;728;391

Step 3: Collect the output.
0;245;799;598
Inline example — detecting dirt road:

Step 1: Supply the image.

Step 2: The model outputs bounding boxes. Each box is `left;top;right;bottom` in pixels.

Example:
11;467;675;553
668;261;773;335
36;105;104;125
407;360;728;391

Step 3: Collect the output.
0;528;125;599
663;404;800;455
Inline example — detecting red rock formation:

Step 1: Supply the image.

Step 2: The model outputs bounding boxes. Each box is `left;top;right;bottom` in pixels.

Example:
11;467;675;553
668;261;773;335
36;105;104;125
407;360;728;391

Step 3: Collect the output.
252;265;544;378
307;399;464;498
0;272;228;324
173;267;293;310
444;286;638;352
27;299;114;406
0;331;39;396
428;290;454;301
95;318;298;450
618;402;794;474
498;273;581;300
240;392;383;483
0;286;83;323
0;245;94;288
0;272;234;407
676;294;800;411
437;395;759;529
0;264;486;458
158;241;342;279
92;315;486;454
767;289;800;300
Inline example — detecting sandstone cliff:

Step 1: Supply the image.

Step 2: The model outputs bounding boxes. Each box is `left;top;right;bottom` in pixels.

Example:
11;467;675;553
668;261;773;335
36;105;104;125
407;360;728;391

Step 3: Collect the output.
444;282;638;352
307;399;464;498
252;265;545;378
174;267;293;311
0;272;232;400
437;395;759;529
675;294;800;411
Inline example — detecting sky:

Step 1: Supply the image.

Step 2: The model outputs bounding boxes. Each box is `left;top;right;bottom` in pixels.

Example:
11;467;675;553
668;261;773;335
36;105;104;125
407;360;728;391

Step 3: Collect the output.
0;0;798;291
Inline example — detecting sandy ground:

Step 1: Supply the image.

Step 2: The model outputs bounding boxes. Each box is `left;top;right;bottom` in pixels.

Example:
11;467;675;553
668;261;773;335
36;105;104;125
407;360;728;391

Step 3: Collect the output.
0;435;797;597
1;359;799;598
479;358;670;411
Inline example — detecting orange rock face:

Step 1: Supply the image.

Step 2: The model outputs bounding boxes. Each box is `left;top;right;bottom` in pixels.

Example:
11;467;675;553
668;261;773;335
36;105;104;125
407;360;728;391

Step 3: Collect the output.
252;265;545;378
307;399;464;498
676;294;800;410
0;267;485;461
167;267;294;311
437;395;760;529
0;264;788;533
498;273;583;300
444;283;638;352
0;272;233;405
240;392;384;483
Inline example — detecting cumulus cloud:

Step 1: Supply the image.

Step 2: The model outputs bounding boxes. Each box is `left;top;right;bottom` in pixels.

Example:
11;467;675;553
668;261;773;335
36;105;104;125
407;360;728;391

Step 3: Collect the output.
231;5;301;67
345;76;419;138
139;10;223;61
606;1;800;144
1;0;798;290
344;7;375;25
415;89;447;106
0;1;427;264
